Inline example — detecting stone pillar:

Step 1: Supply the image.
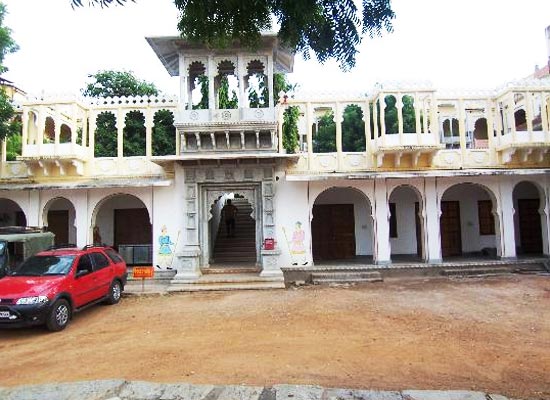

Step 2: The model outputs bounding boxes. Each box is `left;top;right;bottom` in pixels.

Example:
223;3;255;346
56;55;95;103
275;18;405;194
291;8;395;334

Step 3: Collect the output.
498;178;517;259
208;55;216;110
379;94;386;146
362;101;372;158
88;111;97;159
145;109;154;159
306;103;313;170
373;178;391;264
27;191;41;227
458;99;467;163
74;191;88;247
54;108;61;156
397;93;404;145
424;177;442;263
267;55;274;108
21;109;29;156
485;99;495;163
430;94;439;141
116;109;125;159
335;102;344;170
277;105;284;153
37;107;46;154
237;55;246;109
179;54;187;110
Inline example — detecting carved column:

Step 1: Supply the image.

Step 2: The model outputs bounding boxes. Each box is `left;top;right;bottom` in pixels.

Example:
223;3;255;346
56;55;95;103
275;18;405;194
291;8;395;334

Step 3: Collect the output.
362;101;371;159
379;93;386;146
306;103;313;170
335;102;344;170
260;178;281;277
88;111;97;159
397;93;404;145
116;109;125;159
145;108;154;159
208;55;216;110
458;99;467;164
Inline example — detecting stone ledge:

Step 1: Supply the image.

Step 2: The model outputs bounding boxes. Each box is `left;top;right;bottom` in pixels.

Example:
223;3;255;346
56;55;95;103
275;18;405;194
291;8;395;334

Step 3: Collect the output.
0;381;523;400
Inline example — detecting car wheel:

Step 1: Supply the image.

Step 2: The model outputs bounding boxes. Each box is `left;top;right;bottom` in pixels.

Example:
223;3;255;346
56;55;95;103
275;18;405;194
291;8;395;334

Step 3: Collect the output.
46;299;71;332
106;280;122;305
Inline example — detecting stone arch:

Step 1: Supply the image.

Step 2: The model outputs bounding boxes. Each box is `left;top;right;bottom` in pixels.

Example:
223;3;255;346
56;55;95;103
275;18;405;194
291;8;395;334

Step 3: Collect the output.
312;106;336;153
514;109;527;131
440;182;501;259
123;110;146;157
215;59;239;109
0;198;26;227
402;95;416;133
42;197;76;245
342;104;366;152
512;181;547;255
27;111;38;145
388;184;425;261
188;61;208;109
311;186;374;261
44;116;55;143
60;123;71;143
246;59;267;108
152;109;176;156
94;111;117;157
384;95;398;134
90;193;152;265
207;190;257;265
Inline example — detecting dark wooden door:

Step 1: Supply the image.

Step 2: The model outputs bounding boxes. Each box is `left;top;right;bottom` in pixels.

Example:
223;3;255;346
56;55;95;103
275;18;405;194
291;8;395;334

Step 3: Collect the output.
312;204;355;261
440;201;462;257
415;202;422;257
518;199;543;254
114;209;152;246
48;210;69;245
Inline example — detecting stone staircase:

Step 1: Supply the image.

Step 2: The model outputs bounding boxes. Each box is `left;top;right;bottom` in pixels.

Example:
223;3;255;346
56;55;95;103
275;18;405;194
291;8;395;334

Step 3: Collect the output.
168;272;284;292
212;198;256;264
440;260;548;278
311;271;383;285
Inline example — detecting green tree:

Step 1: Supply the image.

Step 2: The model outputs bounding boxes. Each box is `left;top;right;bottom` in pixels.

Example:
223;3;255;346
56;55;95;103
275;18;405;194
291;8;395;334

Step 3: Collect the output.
0;2;19;145
71;0;395;71
82;70;176;157
82;70;158;98
152;110;176;156
342;104;365;152
218;75;238;109
192;75;209;110
282;106;300;154
313;112;336;153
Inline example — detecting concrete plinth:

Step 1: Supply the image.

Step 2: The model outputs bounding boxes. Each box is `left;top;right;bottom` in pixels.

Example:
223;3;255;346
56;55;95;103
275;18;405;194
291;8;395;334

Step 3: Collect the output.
171;247;202;283
259;249;283;277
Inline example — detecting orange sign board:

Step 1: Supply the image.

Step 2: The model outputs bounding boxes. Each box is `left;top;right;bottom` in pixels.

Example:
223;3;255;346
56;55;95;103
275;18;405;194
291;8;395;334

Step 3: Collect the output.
132;266;155;279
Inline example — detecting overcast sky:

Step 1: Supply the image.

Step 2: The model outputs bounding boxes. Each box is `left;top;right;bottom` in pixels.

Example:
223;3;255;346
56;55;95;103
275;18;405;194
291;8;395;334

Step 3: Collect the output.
2;0;550;96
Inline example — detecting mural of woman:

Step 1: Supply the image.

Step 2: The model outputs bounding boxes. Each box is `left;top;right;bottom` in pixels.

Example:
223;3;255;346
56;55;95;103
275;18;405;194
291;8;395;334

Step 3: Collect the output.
285;221;308;266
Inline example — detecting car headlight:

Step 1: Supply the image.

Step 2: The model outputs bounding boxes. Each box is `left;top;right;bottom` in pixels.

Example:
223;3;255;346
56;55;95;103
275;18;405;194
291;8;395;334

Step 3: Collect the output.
16;296;49;305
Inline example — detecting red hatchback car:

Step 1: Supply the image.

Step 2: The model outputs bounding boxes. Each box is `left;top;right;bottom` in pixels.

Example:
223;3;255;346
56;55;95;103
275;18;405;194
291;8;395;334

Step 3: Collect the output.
0;245;127;331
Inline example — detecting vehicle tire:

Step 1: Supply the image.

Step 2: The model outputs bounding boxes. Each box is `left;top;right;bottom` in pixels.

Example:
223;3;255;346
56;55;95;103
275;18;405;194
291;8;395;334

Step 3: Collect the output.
46;299;71;332
105;280;122;305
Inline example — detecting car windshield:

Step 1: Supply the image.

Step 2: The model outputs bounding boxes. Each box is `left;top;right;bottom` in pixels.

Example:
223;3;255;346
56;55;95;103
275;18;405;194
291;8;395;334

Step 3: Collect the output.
11;255;75;276
0;242;5;252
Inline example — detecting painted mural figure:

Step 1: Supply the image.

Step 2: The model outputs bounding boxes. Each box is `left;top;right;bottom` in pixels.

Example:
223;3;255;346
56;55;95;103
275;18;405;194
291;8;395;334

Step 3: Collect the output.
286;221;308;265
92;226;102;245
157;225;175;269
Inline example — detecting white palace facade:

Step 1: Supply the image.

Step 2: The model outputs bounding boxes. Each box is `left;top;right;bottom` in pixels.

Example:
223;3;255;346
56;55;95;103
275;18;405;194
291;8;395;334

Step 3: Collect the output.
1;34;550;284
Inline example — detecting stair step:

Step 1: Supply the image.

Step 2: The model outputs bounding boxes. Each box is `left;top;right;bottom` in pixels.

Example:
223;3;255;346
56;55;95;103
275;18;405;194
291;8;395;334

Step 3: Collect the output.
441;267;512;276
311;271;383;284
168;281;284;292
203;267;261;274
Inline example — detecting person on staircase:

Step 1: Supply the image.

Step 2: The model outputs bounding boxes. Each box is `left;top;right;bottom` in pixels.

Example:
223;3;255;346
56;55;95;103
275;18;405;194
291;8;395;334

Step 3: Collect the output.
222;199;238;237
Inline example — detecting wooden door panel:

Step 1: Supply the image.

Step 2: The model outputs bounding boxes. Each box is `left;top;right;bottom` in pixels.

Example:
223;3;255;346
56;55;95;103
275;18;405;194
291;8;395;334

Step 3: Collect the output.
440;201;461;257
114;208;152;246
312;204;355;261
48;210;69;245
518;199;543;254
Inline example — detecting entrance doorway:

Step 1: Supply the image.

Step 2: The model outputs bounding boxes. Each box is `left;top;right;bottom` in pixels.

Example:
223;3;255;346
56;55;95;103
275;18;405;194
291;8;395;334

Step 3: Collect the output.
312;204;355;260
93;194;152;265
513;181;545;255
440;183;500;259
311;187;372;262
440;201;461;257
44;197;76;246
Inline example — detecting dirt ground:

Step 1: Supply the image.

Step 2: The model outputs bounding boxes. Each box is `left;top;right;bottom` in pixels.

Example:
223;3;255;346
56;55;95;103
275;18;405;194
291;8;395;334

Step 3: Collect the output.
0;275;549;399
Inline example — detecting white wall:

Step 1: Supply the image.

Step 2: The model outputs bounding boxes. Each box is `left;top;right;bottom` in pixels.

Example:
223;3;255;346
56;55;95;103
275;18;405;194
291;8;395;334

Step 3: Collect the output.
314;187;373;255
442;184;496;253
274;178;310;266
389;187;418;255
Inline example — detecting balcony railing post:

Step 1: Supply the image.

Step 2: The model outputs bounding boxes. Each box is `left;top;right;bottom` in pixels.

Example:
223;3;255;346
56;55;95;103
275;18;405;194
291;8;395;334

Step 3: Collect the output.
306;103;313;171
397;93;404;145
414;93;421;145
526;91;534;141
21;108;28;157
458;99;467;163
379;93;386;146
335;102;343;170
145;108;153;159
485;99;495;163
362;101;371;159
116;109;125;159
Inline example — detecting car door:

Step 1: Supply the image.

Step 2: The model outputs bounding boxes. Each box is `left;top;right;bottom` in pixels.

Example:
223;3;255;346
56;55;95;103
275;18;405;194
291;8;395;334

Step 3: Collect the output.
72;254;99;307
89;251;113;299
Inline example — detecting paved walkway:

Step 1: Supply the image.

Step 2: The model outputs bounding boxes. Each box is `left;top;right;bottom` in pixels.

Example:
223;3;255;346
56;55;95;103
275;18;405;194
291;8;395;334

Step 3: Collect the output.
0;380;523;400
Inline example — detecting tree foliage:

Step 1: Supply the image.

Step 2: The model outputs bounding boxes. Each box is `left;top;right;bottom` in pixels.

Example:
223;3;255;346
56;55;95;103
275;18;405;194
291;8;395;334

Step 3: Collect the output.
71;0;395;71
282;106;300;154
342;104;365;152
82;70;158;98
0;2;18;146
313;112;336;153
218;75;238;109
82;70;176;157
